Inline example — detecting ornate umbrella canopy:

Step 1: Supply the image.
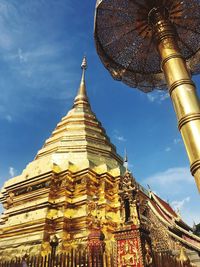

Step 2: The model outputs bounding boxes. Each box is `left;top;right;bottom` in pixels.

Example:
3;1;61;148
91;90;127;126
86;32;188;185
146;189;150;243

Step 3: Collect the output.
94;0;200;92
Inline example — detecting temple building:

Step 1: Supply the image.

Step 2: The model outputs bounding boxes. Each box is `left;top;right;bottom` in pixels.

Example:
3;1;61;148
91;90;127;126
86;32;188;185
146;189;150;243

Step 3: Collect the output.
0;57;200;266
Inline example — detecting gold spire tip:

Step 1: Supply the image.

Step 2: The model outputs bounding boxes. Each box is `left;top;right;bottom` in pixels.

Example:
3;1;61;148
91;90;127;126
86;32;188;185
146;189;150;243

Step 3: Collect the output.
73;56;89;106
81;56;87;70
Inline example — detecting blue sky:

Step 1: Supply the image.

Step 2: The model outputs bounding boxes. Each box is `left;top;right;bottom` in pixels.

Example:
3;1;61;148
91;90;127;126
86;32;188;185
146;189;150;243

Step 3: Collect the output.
0;0;199;226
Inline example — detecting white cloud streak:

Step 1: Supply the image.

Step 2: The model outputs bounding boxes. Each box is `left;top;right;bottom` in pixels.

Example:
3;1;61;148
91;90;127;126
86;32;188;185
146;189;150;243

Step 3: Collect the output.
147;91;170;103
0;1;81;121
9;167;15;177
171;196;190;212
174;138;181;145
5;114;12;122
115;135;126;142
113;130;126;142
143;167;193;189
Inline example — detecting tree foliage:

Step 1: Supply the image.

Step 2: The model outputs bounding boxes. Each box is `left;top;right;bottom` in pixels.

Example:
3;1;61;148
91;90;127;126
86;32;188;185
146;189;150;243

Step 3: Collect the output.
194;223;200;236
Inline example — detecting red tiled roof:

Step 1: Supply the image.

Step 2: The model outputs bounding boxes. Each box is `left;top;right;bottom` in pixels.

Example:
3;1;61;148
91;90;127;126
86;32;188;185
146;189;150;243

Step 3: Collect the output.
153;194;177;218
149;198;172;224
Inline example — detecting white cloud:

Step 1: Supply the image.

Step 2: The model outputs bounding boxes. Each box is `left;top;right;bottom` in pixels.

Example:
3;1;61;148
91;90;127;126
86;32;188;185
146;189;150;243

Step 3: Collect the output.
5;114;12;122
165;147;171;152
113;130;126;142
0;1;79;120
171;197;190;212
18;48;27;63
0;105;13;122
143;167;193;189
115;135;126;142
147;91;169;104
159;92;170;101
147;94;156;102
174;138;181;145
0;41;78;106
0;1;17;50
9;167;15;177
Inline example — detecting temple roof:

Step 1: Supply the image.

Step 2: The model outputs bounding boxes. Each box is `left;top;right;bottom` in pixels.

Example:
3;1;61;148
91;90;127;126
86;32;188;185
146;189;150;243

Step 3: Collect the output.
148;191;200;251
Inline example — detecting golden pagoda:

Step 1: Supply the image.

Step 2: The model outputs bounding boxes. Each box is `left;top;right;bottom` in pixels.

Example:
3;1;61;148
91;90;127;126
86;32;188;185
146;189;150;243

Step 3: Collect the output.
0;57;125;260
1;57;200;266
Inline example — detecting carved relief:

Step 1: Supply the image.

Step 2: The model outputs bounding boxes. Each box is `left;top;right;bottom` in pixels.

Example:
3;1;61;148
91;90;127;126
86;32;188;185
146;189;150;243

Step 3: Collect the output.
119;171;140;226
148;209;170;252
14;180;51;196
144;241;153;267
117;238;143;267
6;192;14;208
119;171;137;192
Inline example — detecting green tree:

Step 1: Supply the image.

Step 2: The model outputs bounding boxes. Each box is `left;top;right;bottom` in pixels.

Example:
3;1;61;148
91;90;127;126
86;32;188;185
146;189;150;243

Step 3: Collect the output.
194;223;200;237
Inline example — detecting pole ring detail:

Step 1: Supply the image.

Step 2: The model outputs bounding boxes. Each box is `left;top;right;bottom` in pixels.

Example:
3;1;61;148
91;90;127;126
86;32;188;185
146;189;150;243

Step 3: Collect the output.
156;31;176;44
191;160;200;176
178;113;200;131
169;79;196;96
161;54;183;71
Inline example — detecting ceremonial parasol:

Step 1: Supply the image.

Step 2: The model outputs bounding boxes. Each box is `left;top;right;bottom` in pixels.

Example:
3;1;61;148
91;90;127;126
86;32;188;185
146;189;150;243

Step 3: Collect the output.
94;0;200;191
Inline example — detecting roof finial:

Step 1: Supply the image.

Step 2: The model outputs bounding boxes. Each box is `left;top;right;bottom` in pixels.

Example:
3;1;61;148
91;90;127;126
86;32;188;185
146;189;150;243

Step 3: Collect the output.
193;221;197;232
147;184;151;192
81;55;87;70
124;148;128;172
80;56;87;87
74;56;89;107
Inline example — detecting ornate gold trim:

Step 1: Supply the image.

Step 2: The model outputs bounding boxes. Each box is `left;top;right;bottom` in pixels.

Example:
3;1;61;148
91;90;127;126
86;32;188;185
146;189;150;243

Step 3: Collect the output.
168;231;200;252
178;113;200;131
191;160;200;176
169;79;195;97
161;54;183;71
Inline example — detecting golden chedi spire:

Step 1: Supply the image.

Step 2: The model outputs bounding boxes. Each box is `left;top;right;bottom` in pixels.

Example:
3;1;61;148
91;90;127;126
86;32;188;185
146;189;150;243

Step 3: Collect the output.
73;56;89;107
31;56;123;173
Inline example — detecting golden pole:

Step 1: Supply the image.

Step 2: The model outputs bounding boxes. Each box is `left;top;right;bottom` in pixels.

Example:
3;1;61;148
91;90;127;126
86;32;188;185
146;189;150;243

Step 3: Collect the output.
150;8;200;192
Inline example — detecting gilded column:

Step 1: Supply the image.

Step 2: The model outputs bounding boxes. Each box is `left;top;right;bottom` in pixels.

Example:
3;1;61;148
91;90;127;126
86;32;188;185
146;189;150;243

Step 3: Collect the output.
149;8;200;191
